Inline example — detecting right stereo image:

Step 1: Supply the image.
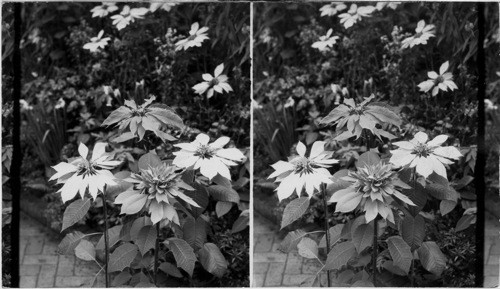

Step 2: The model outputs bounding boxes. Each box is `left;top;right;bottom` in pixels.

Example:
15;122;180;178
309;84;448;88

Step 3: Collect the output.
252;2;499;287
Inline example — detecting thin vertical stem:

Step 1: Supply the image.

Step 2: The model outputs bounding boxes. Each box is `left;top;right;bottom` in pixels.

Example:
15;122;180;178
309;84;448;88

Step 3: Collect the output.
411;258;415;287
321;184;332;287
101;193;110;288
154;223;161;286
372;217;378;286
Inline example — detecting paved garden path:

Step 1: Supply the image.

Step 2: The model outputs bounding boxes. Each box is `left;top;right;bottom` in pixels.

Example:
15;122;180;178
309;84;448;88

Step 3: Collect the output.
20;212;105;288
253;211;500;287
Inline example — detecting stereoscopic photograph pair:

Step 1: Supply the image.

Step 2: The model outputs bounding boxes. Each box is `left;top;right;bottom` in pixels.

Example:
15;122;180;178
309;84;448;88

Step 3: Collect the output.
1;1;499;288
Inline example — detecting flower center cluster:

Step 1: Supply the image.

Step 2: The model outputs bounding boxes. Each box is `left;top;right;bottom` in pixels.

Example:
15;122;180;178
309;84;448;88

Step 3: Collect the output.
187;34;198;41
349;107;365;115
412;143;433;157
435;75;444;84
292;157;315;175
414;32;423;39
155;179;176;193
195;145;215;159
209;78;220;86
132;108;147;117
76;161;98;177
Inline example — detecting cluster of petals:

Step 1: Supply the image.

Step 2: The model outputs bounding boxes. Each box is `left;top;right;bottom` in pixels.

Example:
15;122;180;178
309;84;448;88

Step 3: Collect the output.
115;164;197;224
338;4;376;29
389;131;462;179
175;22;209;51
110;5;149;31
268;141;338;202
319;2;347;17
49;143;121;202
401;20;435;49
172;133;245;181
192;64;233;99
90;2;118;18
311;29;340;52
83;30;111;53
418;61;458;96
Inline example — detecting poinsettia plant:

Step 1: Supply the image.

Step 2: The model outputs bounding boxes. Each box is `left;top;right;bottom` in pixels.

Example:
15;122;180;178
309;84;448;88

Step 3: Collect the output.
49;2;250;288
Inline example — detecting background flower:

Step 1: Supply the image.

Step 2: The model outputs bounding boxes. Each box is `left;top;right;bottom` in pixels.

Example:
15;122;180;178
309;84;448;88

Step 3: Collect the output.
192;63;233;99
175;22;209;51
418;61;458;96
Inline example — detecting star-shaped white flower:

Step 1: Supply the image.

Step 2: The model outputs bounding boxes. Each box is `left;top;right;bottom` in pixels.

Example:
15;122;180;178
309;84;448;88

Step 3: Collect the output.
83;30;111;53
110;5;149;31
150;2;177;12
172;133;245;181
49;142;121;202
375;2;400;10
338;4;376;29
175;22;209;51
417;61;458;96
319;2;347;17
90;2;119;18
401;20;435;49
192;64;233;99
389;131;462;179
311;29;340;52
268;141;338;202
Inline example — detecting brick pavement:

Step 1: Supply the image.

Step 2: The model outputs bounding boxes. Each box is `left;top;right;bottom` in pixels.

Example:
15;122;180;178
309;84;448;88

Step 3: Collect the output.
253;211;500;287
253;213;323;287
20;212;105;288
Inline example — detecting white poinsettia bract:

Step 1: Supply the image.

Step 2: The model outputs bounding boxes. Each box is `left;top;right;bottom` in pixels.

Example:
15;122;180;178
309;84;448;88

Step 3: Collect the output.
417;61;458;96
401;20;435;49
83;30;111;53
319;2;347;17
268;141;338;202
172;133;245;181
175;22;209;51
49;142;121;202
311;29;340;52
192;63;233;99
389;131;462;179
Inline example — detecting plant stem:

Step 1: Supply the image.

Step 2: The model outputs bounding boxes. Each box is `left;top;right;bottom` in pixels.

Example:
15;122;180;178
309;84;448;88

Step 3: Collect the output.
101;193;110;288
154;222;160;286
372;217;378;286
411;258;415;286
321;184;332;287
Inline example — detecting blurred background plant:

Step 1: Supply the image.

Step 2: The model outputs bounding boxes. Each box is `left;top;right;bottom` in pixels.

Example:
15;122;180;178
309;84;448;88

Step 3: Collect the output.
253;2;499;287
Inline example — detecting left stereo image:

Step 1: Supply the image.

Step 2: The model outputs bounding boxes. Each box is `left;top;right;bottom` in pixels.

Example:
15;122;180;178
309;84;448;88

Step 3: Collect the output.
2;2;250;287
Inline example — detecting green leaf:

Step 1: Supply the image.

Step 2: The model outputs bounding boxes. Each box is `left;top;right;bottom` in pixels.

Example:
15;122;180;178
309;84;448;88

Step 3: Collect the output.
74;240;96;261
401;183;427;216
425;183;459;201
97;225;123;252
108;243;139;272
352;224;373;253
417;241;447;276
455;214;476;232
356;151;380;169
279;229;307;253
199;243;228;278
130;216;153;240
183;216;207;250
112;271;132;287
319;224;344;248
212;174;232;188
102;106;130;126
147;108;184;129
159;262;183;278
297;237;318;259
325;242;356;270
440;200;457;216
138;153;162;171
184;183;208;218
401;214;425;251
207;185;240;203
232;210;249;233
350;215;366;239
167;238;197;276
326;170;351;195
112;132;136;143
136;225;157;256
57;231;85;255
381;260;407;276
61;198;92;232
352;280;374;287
386;236;412;275
281;197;310;229
215;201;233;218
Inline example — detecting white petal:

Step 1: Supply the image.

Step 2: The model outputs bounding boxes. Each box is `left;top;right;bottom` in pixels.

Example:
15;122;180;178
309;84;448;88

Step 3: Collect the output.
174;142;197;152
78;143;89;159
202;73;213;81
389;150;416;167
439;61;449;75
199;158;218;180
276;175;296;202
50;162;78;181
427;154;447;179
296;142;306;157
210;136;230;149
309;141;326;159
214;63;224;77
392;141;415;150
433;146;462;160
427;135;448;147
59;175;82;203
91;142;107;161
427;71;438;79
172;155;199;169
189;22;200;35
195;133;210;145
216;148;245;162
413;131;429;144
415;157;433;179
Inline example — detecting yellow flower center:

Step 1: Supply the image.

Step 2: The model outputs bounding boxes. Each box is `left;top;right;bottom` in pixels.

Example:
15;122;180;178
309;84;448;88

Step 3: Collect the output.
412;143;433;157
292;157;315;175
